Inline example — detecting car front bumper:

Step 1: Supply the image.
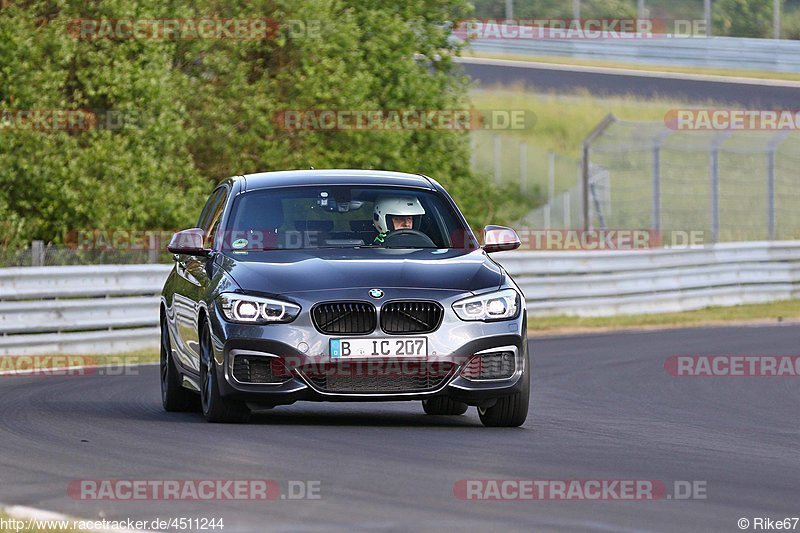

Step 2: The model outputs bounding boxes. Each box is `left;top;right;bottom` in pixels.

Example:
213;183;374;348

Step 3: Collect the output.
207;287;529;406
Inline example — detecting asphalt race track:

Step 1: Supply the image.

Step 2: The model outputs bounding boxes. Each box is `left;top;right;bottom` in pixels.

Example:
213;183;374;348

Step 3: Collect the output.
0;325;798;532
459;59;800;108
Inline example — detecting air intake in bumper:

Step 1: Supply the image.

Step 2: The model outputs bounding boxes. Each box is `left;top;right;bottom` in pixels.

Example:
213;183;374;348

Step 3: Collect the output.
300;361;456;393
232;353;292;384
460;348;517;381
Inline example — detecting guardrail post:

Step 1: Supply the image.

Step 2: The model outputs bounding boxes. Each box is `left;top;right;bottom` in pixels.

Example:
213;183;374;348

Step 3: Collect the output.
31;240;44;267
581;114;616;230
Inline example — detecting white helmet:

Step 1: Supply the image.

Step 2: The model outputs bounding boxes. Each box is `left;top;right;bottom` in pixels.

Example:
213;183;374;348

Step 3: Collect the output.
373;196;426;233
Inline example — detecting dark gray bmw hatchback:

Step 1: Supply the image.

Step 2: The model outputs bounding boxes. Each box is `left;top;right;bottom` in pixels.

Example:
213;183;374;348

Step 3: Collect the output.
161;169;529;426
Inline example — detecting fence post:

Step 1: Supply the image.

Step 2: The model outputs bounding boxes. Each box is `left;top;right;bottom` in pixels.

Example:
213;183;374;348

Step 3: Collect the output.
493;135;501;183
581;114;616;230
710;144;719;243
31;240;44;267
546;151;555;228
148;234;158;264
519;141;527;194
651;129;671;233
469;135;477;170
709;132;730;243
766;131;790;240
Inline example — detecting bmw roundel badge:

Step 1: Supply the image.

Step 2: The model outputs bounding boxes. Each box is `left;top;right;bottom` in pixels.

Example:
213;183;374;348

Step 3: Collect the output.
369;288;384;299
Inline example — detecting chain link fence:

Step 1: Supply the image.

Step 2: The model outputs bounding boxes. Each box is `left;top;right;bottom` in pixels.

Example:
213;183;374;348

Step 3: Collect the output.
584;119;800;242
478;119;800;244
5;120;800;266
0;241;171;268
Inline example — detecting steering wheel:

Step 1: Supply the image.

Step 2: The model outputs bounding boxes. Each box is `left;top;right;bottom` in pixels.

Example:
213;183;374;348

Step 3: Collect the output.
382;229;437;248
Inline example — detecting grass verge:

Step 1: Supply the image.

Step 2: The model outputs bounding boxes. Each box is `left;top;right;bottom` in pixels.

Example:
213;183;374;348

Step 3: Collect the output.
0;349;159;375
468;85;691;192
528;299;800;336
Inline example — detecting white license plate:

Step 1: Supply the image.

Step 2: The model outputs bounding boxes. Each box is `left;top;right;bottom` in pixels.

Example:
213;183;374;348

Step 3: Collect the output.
330;337;428;359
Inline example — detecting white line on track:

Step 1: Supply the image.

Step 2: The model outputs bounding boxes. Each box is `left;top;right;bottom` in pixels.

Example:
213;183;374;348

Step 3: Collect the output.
456;55;800;88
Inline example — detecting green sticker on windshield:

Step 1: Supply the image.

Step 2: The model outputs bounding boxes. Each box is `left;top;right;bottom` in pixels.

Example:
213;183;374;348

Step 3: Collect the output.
232;238;248;249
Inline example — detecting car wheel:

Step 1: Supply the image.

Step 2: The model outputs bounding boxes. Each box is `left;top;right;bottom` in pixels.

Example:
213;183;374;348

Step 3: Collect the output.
161;315;198;412
199;320;250;423
477;358;530;427
422;397;468;415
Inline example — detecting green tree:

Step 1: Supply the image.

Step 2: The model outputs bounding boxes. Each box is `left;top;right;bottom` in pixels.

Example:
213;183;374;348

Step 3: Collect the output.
713;0;773;38
0;0;204;246
0;0;538;249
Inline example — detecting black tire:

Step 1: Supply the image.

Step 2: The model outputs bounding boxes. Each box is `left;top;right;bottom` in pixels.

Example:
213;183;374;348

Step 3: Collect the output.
199;320;250;423
478;357;530;427
161;315;198;412
422;397;468;415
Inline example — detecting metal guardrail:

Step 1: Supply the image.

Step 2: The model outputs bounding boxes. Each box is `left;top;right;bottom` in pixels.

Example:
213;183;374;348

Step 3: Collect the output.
468;34;800;73
0;241;798;354
496;241;800;316
0;265;170;355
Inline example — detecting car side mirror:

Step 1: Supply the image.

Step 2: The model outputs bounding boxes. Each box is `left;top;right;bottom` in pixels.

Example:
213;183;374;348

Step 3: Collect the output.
483;225;521;253
167;228;211;256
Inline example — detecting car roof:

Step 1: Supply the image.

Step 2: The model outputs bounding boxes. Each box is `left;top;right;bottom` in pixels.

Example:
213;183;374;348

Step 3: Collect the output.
237;169;435;192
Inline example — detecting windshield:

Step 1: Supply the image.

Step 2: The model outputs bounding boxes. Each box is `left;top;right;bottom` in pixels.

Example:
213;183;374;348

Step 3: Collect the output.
221;185;474;251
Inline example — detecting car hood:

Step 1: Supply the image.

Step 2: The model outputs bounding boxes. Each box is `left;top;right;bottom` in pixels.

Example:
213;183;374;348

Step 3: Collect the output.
220;248;503;295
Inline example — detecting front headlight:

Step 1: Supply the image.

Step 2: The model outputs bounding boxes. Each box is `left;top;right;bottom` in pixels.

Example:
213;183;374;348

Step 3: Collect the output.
217;293;301;324
452;288;520;321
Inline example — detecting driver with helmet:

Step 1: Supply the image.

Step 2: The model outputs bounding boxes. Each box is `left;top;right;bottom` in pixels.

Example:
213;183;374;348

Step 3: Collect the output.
372;196;426;245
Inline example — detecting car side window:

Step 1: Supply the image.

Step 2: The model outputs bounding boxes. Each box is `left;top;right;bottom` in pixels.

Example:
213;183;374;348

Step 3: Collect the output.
195;187;229;249
204;187;229;249
197;188;224;231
